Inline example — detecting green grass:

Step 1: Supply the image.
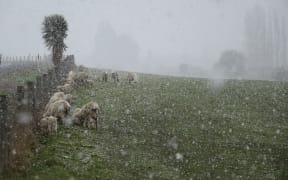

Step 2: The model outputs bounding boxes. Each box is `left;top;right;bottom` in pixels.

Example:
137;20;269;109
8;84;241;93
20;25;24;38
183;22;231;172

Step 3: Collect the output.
0;68;44;95
7;70;288;179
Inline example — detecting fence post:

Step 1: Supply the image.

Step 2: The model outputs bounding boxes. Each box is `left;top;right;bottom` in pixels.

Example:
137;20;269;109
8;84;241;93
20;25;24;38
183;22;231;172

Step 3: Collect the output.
26;81;35;109
42;74;48;102
26;81;37;130
54;67;60;87
16;86;25;110
0;95;8;173
35;76;42;108
47;70;54;95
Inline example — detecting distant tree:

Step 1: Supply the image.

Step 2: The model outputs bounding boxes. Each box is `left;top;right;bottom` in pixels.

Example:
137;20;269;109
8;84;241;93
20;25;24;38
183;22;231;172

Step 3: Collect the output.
214;50;246;77
42;14;68;66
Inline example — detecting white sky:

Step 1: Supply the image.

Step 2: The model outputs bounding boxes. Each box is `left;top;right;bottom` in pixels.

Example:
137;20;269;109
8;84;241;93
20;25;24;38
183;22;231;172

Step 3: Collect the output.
0;0;286;70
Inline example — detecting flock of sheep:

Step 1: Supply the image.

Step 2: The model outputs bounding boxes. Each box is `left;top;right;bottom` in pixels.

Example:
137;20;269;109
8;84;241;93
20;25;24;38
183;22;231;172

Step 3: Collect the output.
38;66;138;136
102;71;138;83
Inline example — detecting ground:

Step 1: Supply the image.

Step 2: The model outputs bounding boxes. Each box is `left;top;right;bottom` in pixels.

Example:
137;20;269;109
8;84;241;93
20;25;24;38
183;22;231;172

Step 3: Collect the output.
5;69;288;179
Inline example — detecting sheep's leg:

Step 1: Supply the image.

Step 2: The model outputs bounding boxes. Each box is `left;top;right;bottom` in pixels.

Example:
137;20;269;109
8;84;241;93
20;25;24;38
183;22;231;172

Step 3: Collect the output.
95;118;98;130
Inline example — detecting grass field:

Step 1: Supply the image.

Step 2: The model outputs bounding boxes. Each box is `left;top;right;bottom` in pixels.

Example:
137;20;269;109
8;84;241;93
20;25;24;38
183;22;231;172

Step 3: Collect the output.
8;69;288;179
0;68;44;95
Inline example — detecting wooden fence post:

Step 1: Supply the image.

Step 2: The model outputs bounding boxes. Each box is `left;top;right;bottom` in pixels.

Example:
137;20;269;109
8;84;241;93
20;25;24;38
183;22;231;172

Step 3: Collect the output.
35;76;42;108
47;70;54;94
0;95;8;173
26;81;37;129
26;81;35;109
42;74;48;101
16;86;25;110
53;67;60;87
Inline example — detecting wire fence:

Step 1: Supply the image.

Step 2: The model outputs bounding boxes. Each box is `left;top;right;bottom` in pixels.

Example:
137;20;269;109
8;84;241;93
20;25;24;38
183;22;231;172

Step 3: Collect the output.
0;55;76;173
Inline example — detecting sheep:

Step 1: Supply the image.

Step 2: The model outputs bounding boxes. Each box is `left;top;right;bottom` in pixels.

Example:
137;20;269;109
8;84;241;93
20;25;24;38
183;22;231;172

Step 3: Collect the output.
43;100;71;124
67;71;89;86
51;91;66;100
102;72;108;82
111;72;120;82
77;71;88;81
83;117;97;129
45;92;72;111
86;79;94;87
127;72;138;83
72;101;100;129
67;70;77;84
57;83;73;94
39;116;58;136
72;108;82;125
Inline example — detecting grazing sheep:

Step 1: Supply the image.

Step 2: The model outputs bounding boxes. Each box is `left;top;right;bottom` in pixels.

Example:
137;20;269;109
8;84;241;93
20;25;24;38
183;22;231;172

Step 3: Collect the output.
43;100;71;124
67;70;77;84
86;79;94;87
67;71;89;85
57;83;73;94
111;72;120;82
72;101;100;129
45;92;72;111
66;70;88;85
127;72;138;83
64;94;73;103
72;108;82;125
102;72;108;82
51;91;66;100
83;117;97;129
39;116;58;136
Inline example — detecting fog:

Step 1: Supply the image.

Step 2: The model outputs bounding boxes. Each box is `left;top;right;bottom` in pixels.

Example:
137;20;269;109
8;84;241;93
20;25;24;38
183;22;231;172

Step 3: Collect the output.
0;0;287;79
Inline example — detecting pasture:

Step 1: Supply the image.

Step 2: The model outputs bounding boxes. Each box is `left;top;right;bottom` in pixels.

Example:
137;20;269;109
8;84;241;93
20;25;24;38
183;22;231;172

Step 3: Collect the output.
7;69;288;179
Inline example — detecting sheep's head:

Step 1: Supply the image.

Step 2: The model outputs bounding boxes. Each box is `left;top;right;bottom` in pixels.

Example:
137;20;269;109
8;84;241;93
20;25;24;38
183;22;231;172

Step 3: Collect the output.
55;100;71;116
53;92;65;99
47;116;57;122
65;94;73;103
83;102;100;120
65;102;71;115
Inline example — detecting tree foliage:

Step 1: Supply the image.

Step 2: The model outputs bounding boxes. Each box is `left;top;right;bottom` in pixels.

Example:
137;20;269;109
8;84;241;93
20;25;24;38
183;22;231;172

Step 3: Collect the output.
42;14;68;66
214;50;246;77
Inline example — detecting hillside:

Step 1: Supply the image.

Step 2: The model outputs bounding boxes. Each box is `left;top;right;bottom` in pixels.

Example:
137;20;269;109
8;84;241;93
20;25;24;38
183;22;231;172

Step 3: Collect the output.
9;69;288;179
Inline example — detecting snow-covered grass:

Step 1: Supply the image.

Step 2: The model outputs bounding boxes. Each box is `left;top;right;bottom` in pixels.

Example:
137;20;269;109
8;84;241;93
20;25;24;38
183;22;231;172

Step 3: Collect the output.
9;69;288;179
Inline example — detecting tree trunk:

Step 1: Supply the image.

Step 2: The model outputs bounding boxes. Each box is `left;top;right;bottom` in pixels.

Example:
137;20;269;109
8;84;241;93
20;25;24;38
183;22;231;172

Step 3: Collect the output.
52;46;63;66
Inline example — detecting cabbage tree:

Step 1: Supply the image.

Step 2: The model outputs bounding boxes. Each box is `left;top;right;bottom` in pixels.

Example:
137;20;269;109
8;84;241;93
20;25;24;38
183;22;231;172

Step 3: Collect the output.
42;14;68;66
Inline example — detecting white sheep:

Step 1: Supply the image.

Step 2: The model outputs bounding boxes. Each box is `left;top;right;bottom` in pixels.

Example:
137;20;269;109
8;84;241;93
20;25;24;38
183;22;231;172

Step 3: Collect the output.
39;116;58;136
45;92;72;111
111;72;120;82
75;72;89;84
67;70;77;84
66;70;89;85
127;72;138;83
43;100;71;124
57;83;73;94
72;101;100;129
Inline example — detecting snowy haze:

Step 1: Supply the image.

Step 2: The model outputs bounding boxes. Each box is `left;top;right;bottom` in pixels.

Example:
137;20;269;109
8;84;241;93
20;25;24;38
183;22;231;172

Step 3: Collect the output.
0;0;287;76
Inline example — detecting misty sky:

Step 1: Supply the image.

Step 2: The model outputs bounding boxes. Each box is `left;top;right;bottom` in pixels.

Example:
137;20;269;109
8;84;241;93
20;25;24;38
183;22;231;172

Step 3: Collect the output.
0;0;287;71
